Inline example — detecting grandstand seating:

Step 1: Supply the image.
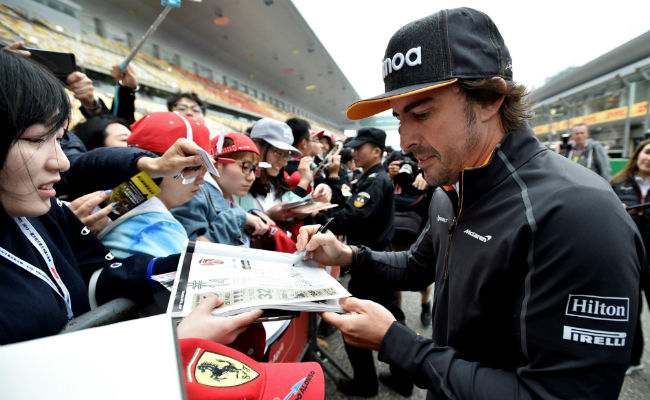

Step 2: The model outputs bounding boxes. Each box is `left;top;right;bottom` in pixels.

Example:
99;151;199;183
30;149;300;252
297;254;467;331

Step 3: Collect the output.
0;3;338;136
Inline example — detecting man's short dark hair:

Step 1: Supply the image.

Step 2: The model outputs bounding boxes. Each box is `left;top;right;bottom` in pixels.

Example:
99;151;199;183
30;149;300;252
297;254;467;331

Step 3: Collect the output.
285;117;311;146
340;147;353;164
459;79;530;132
166;92;207;114
573;122;589;133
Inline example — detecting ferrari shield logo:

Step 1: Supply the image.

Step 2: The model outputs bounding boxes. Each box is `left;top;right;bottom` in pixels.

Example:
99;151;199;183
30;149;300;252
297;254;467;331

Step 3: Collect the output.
192;350;259;387
353;192;370;208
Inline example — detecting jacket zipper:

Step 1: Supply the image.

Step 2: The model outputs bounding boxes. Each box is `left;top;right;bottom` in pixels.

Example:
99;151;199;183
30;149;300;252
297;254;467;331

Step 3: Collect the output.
443;172;464;278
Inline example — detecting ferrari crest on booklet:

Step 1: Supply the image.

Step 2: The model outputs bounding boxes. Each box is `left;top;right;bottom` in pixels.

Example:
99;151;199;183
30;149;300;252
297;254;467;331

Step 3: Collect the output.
192;350;259;387
354;192;370;208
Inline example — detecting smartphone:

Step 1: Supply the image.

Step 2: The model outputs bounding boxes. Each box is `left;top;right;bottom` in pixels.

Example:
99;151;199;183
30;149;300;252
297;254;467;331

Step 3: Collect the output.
23;47;76;83
254;309;300;322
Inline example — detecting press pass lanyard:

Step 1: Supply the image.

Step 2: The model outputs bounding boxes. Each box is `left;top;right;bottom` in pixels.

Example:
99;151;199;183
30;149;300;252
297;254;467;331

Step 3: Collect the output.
0;217;73;320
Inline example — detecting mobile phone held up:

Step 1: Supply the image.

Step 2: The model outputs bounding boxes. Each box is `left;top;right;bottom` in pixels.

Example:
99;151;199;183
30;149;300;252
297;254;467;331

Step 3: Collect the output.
23;47;76;83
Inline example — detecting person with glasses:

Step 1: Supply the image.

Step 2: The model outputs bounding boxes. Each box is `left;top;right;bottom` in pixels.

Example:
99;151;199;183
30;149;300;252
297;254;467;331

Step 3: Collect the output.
167;92;207;124
236;118;332;225
172;132;269;246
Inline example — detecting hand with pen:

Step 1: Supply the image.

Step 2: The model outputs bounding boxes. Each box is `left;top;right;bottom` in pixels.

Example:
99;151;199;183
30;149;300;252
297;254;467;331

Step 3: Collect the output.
295;219;353;267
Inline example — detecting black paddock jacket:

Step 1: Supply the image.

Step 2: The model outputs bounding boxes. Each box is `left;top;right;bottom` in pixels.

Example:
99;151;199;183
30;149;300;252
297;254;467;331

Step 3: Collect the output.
352;126;643;399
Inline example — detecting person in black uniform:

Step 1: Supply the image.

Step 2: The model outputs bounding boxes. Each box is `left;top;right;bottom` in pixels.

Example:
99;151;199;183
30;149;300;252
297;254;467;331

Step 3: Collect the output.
313;127;412;397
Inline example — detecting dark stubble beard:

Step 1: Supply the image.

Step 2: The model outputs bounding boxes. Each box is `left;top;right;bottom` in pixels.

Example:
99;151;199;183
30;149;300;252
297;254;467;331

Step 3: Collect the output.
421;101;480;187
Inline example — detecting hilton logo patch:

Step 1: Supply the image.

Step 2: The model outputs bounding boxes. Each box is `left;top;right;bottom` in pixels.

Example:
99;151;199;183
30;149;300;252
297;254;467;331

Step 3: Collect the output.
192;350;259;387
565;294;629;321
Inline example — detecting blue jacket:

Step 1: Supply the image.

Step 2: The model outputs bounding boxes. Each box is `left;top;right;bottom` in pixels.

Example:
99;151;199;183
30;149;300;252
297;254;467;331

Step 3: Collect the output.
172;178;247;245
0;199;179;344
100;198;187;258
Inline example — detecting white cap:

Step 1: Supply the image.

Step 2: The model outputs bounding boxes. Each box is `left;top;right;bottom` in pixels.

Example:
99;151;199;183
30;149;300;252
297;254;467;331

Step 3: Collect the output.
250;118;302;156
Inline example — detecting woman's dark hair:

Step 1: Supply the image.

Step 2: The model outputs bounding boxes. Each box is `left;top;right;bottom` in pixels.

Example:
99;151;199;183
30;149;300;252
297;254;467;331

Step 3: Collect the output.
0;49;70;170
285;117;311;146
249;139;291;198
166;92;206;114
611;139;650;184
72;114;130;150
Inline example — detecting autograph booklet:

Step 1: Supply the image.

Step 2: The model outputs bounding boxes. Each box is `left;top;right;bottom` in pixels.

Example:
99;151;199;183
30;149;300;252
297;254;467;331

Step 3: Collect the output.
280;198;337;214
166;241;350;322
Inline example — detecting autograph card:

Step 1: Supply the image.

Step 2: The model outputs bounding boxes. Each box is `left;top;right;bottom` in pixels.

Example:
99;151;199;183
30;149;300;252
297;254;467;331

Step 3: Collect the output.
195;146;219;177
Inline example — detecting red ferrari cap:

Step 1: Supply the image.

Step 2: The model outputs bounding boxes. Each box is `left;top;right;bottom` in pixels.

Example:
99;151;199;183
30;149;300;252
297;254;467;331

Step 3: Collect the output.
180;338;324;400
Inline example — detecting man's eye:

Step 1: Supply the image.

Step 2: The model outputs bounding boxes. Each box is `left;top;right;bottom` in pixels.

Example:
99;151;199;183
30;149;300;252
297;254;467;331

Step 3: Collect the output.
414;112;430;120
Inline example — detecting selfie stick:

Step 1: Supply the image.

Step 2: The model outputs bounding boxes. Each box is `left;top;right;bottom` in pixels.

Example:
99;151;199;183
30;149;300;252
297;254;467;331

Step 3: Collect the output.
118;1;181;73
114;1;191;114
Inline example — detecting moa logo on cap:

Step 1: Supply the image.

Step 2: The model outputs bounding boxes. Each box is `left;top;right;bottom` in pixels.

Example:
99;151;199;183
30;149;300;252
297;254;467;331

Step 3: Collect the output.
193;351;260;387
382;46;422;78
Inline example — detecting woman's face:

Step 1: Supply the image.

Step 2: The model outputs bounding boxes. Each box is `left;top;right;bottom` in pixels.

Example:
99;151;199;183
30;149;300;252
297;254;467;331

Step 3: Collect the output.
0;124;69;217
103;123;130;147
264;144;290;177
636;144;650;177
158;172;205;209
216;153;257;198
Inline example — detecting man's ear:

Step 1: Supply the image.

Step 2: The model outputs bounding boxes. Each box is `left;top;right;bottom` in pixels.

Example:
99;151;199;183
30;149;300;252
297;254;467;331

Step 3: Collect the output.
476;77;506;123
374;146;383;159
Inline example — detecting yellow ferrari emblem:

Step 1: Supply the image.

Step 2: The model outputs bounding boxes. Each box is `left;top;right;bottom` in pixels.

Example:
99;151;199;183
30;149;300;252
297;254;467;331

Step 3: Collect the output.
193;350;259;387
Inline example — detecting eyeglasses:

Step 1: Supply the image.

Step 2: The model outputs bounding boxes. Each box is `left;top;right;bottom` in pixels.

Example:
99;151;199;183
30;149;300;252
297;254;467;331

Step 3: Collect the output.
215;157;258;175
172;103;203;113
269;147;292;161
234;161;259;175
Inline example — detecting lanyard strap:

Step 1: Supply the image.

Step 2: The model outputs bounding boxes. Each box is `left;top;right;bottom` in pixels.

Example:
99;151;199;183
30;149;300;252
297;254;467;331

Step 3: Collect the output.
0;217;73;320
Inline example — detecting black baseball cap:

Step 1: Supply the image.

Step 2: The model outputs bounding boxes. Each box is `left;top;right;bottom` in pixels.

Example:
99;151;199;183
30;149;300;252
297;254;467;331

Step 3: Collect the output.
347;8;512;120
344;127;386;149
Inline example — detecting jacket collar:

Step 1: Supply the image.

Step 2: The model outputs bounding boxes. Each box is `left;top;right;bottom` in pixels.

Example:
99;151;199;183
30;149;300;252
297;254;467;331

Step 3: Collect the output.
361;162;383;178
459;124;546;207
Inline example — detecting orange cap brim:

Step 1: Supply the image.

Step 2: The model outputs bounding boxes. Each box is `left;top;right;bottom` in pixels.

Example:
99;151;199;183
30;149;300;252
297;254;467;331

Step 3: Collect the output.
346;79;458;120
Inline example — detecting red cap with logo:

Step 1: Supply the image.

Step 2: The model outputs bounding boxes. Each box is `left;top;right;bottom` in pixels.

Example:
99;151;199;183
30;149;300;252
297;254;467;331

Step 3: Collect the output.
212;132;260;157
128;111;211;154
316;130;335;146
180;338;324;400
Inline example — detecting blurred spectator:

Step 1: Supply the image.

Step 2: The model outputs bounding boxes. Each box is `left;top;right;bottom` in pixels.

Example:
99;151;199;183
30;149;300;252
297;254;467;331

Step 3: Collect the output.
610;139;650;375
567;123;611;180
317;130;335;156
167;92;207;123
386;151;434;326
236;118;331;224
73;114;130;150
285;117;318;194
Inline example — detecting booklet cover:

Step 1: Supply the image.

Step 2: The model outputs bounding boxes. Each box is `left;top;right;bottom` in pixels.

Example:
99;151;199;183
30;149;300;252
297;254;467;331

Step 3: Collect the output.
107;171;160;220
167;241;350;322
280;198;338;214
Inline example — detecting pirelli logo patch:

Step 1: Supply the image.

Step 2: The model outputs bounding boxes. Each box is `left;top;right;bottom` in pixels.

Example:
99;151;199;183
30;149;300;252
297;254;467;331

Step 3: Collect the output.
565;294;629;321
563;326;626;347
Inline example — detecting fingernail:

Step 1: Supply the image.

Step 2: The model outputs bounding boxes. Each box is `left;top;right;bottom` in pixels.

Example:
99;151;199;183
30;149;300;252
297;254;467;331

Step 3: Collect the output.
103;190;112;195
111;202;118;207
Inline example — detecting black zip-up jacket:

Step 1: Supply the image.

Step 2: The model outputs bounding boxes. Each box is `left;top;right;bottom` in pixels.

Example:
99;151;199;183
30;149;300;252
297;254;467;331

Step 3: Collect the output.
351;126;643;399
